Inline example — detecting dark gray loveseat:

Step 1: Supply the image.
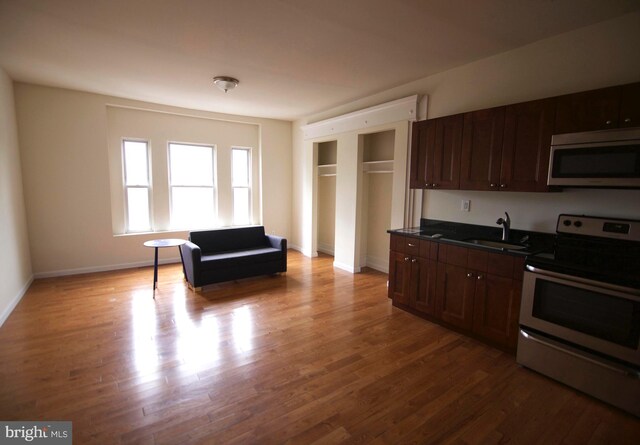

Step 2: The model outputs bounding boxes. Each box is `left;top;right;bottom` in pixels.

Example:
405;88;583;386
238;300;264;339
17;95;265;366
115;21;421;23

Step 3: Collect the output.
180;226;287;289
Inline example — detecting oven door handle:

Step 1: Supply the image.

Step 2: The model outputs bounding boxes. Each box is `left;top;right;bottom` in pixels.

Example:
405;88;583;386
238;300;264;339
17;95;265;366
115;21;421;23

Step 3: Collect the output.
520;329;640;378
525;265;640;296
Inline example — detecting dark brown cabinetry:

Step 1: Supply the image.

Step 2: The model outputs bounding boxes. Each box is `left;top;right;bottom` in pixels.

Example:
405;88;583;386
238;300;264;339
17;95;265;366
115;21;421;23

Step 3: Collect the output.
554;83;640;134
390;234;525;352
409;81;640;193
388;234;438;315
459;107;506;191
500;98;556;192
410;114;463;190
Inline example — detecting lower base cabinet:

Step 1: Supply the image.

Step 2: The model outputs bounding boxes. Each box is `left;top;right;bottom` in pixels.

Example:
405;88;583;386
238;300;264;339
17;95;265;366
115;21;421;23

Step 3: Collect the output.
389;234;524;352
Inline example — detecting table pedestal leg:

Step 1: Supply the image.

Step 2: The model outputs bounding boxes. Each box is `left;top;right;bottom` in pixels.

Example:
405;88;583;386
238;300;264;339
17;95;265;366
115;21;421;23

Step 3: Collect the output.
178;245;186;279
153;247;159;293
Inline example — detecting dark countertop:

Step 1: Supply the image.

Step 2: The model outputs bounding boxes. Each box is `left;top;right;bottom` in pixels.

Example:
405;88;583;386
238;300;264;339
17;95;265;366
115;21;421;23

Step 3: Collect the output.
388;219;556;257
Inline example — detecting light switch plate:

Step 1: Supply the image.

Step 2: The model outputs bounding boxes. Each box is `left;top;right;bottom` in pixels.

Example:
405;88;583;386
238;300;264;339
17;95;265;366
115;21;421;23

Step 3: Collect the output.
461;200;471;212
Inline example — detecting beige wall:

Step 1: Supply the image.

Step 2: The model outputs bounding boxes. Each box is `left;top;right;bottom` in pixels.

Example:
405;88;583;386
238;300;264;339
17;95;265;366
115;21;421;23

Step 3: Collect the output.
15;84;292;276
317;175;336;254
0;68;32;324
106;106;261;232
293;11;640;243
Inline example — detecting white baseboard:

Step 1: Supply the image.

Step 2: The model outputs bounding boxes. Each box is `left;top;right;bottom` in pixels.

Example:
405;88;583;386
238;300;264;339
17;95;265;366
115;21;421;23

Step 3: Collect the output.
0;274;34;327
333;261;360;273
317;241;335;256
364;255;389;274
34;257;182;279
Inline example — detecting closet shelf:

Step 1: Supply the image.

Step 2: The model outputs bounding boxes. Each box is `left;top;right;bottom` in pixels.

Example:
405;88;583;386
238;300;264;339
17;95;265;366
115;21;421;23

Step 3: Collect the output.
363;159;393;173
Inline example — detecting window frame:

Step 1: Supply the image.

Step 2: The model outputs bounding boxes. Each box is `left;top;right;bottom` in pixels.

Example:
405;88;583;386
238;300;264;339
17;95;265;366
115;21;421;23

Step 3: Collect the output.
167;141;218;230
122;138;152;233
231;146;252;226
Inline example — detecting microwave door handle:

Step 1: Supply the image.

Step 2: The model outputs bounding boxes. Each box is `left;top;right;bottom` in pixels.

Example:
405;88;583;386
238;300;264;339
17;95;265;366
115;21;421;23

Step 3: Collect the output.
526;265;640;297
520;329;640;378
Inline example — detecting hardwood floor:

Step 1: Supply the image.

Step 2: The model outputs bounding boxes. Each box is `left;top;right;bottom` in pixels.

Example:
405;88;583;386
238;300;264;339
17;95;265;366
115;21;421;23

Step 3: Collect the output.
0;251;638;444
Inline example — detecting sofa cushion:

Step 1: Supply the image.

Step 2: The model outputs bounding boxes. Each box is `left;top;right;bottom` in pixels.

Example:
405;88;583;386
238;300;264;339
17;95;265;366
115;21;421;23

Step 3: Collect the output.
190;226;268;253
200;247;282;270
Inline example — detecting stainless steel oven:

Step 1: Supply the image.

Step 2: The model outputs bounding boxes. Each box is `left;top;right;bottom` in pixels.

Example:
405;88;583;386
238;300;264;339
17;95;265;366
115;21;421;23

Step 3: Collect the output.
517;214;640;417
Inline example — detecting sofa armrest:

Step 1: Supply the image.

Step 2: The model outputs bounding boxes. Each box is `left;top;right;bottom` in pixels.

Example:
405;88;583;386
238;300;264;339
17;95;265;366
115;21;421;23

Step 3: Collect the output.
180;241;202;286
266;235;286;252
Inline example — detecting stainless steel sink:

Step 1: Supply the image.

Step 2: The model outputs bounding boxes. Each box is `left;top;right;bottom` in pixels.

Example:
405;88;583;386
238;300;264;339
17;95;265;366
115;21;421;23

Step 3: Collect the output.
464;239;528;250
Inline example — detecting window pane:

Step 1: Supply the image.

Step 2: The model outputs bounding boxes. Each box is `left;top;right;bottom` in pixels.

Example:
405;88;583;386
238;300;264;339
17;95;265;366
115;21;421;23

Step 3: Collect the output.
232;148;250;186
127;188;150;231
123;141;149;186
233;188;250;225
171;187;215;229
169;144;213;186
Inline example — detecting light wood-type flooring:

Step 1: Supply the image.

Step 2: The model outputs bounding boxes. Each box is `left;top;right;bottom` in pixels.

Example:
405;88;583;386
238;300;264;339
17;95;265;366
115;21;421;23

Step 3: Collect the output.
0;251;638;444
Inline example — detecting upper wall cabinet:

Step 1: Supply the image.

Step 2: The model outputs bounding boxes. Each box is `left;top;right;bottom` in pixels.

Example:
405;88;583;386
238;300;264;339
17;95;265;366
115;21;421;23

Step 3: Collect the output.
459;107;506;191
409;114;463;190
409;81;640;193
555;82;640;134
500;98;556;192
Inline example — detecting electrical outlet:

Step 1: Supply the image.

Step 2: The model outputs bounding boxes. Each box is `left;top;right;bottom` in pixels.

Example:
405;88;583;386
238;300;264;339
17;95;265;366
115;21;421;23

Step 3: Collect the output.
461;200;471;212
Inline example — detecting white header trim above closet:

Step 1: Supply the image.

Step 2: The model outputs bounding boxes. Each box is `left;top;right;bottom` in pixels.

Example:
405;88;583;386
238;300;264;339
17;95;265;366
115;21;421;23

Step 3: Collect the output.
302;95;420;140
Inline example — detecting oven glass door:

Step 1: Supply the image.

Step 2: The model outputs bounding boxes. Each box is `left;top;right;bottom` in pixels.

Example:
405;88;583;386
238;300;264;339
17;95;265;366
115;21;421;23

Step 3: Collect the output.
520;269;640;365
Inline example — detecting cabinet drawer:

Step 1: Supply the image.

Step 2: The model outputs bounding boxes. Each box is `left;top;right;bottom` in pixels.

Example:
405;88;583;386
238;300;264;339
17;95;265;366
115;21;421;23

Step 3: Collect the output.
404;238;421;256
438;244;468;267
420;239;438;259
390;234;405;253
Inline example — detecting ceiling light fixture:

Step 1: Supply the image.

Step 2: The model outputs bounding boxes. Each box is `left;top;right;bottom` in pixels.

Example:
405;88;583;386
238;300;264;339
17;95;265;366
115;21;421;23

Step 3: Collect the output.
213;76;239;93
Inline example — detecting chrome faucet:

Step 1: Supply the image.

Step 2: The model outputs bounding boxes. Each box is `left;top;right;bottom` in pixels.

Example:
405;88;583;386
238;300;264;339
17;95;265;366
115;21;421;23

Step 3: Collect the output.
496;212;511;241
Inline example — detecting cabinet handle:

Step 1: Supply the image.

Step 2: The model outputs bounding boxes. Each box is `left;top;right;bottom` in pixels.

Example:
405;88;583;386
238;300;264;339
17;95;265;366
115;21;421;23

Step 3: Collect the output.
431;183;438;188
425;183;430;188
490;183;497;188
404;257;410;261
411;258;417;263
624;118;632;123
466;272;475;278
500;184;507;188
477;274;484;280
408;243;416;247
605;120;612;125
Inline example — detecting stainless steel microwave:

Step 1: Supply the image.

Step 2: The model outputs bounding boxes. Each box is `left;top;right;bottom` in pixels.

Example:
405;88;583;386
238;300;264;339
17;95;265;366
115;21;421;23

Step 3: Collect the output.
547;127;640;188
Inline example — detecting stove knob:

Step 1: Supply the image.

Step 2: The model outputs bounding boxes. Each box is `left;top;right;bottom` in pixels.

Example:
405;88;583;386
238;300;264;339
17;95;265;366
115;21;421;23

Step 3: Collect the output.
563;219;572;226
574;220;582;228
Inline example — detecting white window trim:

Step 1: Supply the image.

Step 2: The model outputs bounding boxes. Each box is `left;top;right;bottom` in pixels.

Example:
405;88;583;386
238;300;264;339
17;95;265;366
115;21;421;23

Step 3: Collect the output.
231;146;252;226
122;138;153;233
167;141;218;230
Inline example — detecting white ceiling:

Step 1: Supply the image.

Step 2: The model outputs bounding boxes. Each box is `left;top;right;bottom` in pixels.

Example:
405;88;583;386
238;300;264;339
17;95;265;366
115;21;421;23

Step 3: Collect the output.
1;0;639;121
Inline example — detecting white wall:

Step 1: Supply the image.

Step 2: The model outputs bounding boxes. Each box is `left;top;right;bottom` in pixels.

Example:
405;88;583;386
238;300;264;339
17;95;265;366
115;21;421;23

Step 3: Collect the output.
293;11;640;242
0;69;32;325
15;84;292;277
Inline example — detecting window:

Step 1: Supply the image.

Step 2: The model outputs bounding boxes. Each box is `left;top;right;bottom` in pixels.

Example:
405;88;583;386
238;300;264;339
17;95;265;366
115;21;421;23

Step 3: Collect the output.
232;147;251;225
123;140;151;232
168;143;216;229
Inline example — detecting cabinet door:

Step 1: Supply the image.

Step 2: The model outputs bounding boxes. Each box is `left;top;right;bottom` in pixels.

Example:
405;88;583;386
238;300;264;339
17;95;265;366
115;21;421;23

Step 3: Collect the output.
389;251;410;304
409;120;433;188
435;263;475;330
460;107;506;190
412;257;437;315
431;114;463;189
500;98;555;192
472;273;521;350
619;82;640;128
554;86;621;134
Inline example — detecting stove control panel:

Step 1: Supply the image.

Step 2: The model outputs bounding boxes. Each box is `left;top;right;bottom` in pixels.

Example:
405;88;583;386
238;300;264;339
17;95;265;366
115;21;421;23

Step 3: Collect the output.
557;214;640;241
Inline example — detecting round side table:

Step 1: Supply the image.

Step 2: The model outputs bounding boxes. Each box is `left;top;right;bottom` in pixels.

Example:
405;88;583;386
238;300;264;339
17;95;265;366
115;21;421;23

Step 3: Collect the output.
143;238;187;294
